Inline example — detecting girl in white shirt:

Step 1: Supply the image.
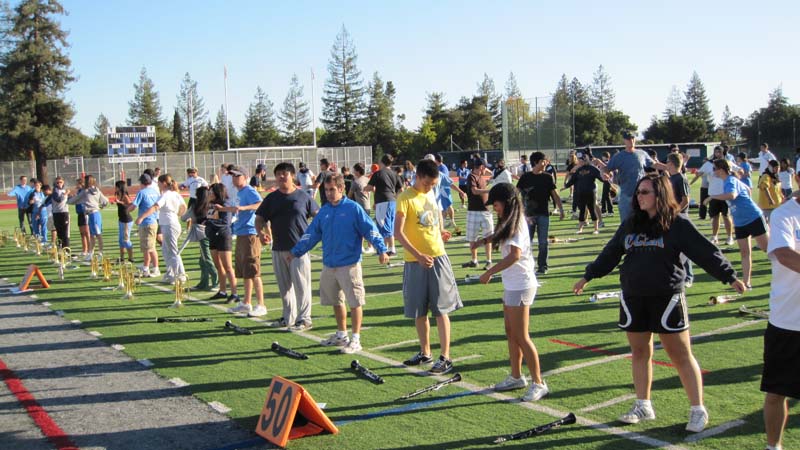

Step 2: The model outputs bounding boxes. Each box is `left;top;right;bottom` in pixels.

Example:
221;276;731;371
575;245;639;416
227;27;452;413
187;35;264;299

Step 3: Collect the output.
473;182;548;402
779;158;795;200
136;174;187;303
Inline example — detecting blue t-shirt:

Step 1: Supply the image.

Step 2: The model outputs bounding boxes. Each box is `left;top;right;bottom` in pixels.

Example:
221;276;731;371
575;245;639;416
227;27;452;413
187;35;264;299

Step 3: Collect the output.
132;186;160;226
723;175;762;226
31;191;45;215
9;184;33;209
606;150;655;197
739;161;752;188
457;167;470;186
233;185;262;236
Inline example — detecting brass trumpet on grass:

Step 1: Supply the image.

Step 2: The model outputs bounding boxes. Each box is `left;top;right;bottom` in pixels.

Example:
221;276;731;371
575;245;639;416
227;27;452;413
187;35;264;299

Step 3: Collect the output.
90;252;103;280
121;262;137;299
101;257;113;282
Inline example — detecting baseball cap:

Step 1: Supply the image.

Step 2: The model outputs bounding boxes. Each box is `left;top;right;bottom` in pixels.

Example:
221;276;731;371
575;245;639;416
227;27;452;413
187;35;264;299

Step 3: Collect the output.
622;130;636;140
485;182;517;206
228;165;248;177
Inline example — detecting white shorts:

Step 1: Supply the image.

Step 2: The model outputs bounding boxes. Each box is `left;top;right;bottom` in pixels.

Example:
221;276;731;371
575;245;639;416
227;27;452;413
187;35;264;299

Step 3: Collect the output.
503;288;536;307
466;211;494;242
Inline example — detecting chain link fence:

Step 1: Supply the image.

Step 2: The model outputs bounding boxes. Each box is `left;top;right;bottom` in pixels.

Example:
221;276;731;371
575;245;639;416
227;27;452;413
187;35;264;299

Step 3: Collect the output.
0;146;372;191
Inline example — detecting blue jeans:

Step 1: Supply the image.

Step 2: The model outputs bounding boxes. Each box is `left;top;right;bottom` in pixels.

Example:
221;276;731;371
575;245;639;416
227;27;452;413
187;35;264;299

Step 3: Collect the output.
527;215;550;271
118;221;133;249
617;193;633;222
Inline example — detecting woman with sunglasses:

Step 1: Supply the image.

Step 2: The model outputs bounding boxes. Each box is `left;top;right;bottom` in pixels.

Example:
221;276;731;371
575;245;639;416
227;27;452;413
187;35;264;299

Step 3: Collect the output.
573;173;745;433
705;158;770;289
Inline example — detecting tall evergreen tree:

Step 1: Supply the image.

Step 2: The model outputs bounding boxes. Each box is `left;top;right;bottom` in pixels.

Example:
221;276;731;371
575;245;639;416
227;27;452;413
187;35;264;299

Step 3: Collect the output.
210;106;237;150
127;67;163;126
590;64;615;115
681;71;714;136
242;86;279;147
477;74;502;147
171;108;185;152
424;92;450;151
176;72;208;151
320;25;365;146
663;85;682;118
718;105;744;145
363;72;396;157
505;72;522;99
0;0;79;180
89;113;110;155
278;73;311;145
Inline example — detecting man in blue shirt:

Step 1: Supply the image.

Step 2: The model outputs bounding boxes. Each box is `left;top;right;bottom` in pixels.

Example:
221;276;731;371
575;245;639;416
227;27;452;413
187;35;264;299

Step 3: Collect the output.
127;174;162;277
8;175;33;233
291;173;389;354
225;166;267;317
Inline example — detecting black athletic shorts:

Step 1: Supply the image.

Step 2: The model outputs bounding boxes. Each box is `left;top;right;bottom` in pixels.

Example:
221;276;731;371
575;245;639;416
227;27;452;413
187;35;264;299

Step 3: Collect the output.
708;199;729;217
734;216;767;240
761;323;800;399
618;292;689;334
206;225;232;252
76;213;88;227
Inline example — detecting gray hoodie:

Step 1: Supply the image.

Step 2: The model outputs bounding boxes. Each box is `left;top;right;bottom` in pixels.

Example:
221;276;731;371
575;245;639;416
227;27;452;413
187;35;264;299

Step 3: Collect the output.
68;186;108;214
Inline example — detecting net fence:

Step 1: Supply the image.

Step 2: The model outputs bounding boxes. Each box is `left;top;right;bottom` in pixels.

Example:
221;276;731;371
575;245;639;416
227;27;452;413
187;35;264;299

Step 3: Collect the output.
503;95;574;170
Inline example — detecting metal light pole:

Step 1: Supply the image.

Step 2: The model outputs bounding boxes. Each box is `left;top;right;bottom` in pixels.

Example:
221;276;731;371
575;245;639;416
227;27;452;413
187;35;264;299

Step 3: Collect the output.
311;68;317;147
189;90;196;168
224;66;230;151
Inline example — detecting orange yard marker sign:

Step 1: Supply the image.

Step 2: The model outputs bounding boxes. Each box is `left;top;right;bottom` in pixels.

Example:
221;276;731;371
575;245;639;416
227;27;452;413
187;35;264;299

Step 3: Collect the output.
19;265;49;291
255;376;338;447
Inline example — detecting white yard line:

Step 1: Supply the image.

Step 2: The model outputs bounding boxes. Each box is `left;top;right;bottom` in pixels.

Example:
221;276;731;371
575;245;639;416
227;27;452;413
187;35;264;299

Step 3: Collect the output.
371;339;418;351
451;354;482;363
684;419;746;443
579;393;637;413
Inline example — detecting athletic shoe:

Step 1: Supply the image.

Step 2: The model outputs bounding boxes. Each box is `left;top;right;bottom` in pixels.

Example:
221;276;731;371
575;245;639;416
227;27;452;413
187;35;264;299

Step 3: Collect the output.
362;247;375;255
710;236;719;244
288;321;312;332
209;291;227;300
140;267;151;277
726;236;735;246
522;381;549;401
592;230;600;234
226;294;240;304
150;267;162;277
169;300;182;309
341;340;362;354
268;318;287;328
403;352;433;366
619;402;656;424
483;261;493;270
493;375;528;392
536;268;548;275
321;334;350;347
83;254;92;262
598;221;605;228
462;261;478;268
227;302;252;314
429;355;453;374
248;305;267;317
686;407;708;433
685;281;693;289
386;251;397;257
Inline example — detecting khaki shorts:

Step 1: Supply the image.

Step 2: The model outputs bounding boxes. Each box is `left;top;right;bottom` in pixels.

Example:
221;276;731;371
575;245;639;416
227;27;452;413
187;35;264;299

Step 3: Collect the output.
319;263;365;308
235;235;261;278
138;224;158;252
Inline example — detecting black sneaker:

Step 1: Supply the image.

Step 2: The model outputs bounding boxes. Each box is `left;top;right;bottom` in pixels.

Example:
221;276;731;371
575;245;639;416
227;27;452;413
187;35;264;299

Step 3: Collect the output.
429;355;453;374
386;250;397;257
483;262;493;270
209;291;227;300
536;268;548;275
461;261;477;268
226;294;240;304
403;352;433;366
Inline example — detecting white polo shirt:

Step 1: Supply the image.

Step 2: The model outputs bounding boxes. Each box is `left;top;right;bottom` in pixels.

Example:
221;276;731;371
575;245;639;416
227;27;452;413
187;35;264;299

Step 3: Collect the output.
767;198;800;331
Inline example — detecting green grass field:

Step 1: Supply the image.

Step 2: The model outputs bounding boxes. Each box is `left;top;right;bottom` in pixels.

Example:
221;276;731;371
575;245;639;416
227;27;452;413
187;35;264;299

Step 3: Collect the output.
0;187;795;449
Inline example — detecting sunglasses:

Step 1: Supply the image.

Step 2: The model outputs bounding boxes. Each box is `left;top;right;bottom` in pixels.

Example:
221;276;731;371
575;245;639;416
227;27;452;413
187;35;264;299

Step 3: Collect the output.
636;189;654;196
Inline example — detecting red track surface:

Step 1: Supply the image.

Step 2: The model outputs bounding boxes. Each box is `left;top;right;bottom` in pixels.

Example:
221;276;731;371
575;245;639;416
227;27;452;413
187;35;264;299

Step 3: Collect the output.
0;357;78;450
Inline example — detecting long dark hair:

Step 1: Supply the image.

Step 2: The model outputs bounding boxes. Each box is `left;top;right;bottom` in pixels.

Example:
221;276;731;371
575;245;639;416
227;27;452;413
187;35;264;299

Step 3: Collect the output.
114;180;128;199
764;159;779;182
627;173;680;237
194;186;210;220
209;183;227;206
489;184;524;246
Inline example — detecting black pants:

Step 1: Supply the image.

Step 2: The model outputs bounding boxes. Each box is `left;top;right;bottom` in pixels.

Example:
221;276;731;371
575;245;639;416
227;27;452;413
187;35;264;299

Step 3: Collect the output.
699;187;708;220
53;212;70;248
601;182;614;214
576;190;598;222
17;208;32;233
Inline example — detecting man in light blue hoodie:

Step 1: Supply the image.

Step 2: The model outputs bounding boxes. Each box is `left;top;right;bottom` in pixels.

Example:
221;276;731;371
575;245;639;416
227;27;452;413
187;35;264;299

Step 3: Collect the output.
291;173;389;354
8;175;33;233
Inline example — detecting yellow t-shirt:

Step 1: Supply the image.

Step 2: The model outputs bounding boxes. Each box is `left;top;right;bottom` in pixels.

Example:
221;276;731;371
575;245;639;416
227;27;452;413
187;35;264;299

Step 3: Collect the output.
396;186;445;262
757;174;782;211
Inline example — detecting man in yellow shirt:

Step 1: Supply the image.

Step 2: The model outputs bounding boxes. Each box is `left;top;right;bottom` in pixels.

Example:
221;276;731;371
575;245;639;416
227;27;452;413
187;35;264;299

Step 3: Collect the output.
395;159;463;375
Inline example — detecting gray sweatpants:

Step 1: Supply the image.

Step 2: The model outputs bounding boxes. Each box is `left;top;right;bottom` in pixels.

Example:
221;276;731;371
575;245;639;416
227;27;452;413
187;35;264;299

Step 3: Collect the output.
272;251;312;326
161;221;185;280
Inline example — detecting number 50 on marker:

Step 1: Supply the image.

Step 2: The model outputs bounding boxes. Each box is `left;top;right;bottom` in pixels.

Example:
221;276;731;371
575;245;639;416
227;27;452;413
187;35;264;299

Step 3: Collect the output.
255;376;338;447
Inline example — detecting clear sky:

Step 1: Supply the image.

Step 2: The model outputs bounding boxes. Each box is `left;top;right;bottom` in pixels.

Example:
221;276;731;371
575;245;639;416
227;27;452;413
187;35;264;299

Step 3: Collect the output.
60;0;799;143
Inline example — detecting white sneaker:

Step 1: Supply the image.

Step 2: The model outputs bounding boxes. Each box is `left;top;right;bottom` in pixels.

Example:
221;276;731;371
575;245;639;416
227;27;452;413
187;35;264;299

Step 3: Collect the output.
341;340;362;354
169;300;182;308
150;267;162;277
522;381;549;401
248;305;267;317
227;302;252;314
321;334;349;347
362;247;375;255
493;375;528;392
710;236;719;244
726;236;735;246
686;407;708;432
619;401;656;424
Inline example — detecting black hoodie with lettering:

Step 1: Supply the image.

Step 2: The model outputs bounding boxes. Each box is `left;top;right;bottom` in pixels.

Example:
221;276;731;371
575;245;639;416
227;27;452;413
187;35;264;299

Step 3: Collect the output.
583;215;737;296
